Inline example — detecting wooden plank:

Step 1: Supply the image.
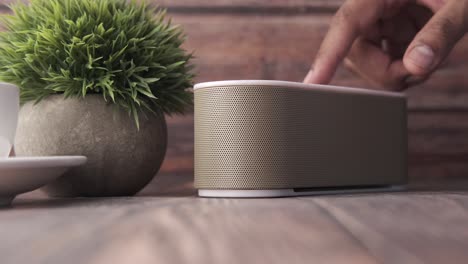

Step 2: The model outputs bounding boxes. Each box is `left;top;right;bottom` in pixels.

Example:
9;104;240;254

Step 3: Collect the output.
1;3;468;109
408;111;468;185
408;111;468;155
312;193;468;264
0;0;343;16
5;193;468;263
409;164;468;190
0;197;380;264
156;0;344;9
0;0;345;10
160;115;194;174
168;14;468;110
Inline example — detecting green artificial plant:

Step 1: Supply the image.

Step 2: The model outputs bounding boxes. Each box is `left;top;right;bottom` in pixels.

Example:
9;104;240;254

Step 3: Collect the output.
0;0;194;126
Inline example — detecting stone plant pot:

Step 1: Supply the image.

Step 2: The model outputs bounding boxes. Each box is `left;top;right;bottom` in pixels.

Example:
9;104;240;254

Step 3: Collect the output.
15;94;167;197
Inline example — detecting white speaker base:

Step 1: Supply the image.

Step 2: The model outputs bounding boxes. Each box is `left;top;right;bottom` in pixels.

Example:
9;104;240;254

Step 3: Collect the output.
198;185;406;198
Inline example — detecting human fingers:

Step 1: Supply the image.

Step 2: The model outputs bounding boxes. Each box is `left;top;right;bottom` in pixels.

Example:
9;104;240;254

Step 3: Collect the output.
304;0;387;84
403;0;468;75
345;37;411;91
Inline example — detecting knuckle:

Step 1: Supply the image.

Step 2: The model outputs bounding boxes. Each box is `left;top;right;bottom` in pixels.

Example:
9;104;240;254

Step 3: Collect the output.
435;17;457;37
427;17;461;47
333;2;357;27
332;0;381;32
331;9;347;28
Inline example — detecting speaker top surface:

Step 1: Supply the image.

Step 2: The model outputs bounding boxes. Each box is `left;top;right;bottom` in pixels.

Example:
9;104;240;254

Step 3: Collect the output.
193;80;405;98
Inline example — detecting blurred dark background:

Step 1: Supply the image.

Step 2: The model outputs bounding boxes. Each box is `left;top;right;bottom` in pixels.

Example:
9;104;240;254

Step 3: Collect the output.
3;0;468;195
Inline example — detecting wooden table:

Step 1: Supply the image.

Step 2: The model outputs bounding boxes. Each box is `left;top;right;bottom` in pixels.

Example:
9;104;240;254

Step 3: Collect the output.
1;174;468;264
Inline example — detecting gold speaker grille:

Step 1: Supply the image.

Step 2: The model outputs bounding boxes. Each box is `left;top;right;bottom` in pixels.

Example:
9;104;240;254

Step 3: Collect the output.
195;85;407;190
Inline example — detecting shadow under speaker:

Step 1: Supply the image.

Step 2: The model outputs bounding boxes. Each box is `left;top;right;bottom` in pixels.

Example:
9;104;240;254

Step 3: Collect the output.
194;80;407;197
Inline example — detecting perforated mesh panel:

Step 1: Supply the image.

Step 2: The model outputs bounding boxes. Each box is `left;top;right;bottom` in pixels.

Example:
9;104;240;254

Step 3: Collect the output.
194;85;407;190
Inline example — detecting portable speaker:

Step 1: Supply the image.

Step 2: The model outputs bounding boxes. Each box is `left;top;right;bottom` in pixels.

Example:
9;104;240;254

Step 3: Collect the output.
194;80;407;198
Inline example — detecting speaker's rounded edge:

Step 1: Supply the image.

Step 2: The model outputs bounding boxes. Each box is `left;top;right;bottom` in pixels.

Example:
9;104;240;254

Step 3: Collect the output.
193;80;405;98
198;189;296;198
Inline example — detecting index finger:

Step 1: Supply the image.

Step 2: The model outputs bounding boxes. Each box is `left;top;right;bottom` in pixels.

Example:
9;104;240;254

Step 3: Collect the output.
304;0;386;84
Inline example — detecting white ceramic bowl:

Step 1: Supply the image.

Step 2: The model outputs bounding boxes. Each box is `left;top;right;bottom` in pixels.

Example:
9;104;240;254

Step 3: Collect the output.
0;156;87;206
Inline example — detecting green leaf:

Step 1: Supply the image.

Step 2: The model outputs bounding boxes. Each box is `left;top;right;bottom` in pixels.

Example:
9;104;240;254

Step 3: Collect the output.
0;0;194;128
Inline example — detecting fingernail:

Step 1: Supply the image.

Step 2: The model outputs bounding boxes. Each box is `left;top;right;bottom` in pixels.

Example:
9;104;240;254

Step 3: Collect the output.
303;69;314;83
407;45;435;70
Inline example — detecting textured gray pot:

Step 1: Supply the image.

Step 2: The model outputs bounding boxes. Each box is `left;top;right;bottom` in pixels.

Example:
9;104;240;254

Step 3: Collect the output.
15;94;167;197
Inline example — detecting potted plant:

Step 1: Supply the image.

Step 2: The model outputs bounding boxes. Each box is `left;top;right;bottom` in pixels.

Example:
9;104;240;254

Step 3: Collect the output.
0;0;194;196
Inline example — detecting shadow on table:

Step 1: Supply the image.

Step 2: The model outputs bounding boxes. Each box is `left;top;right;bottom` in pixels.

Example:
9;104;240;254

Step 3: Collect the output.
5;197;118;210
139;173;468;195
11;173;468;209
10;173;195;209
137;172;197;197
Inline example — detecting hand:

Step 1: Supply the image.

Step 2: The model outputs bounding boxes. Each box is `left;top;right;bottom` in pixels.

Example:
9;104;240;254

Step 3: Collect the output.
303;0;468;90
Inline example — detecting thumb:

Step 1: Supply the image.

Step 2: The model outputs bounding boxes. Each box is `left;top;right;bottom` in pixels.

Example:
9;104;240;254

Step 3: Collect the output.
403;1;468;76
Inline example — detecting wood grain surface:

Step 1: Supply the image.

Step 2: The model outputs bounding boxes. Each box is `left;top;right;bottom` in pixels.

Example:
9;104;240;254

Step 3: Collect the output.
1;192;468;264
